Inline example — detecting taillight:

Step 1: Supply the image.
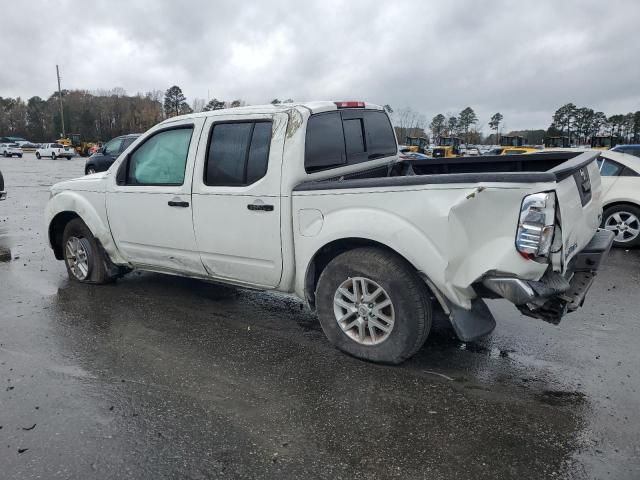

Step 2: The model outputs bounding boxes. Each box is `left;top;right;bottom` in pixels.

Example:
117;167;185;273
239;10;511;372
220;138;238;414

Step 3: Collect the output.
516;192;556;261
334;101;365;108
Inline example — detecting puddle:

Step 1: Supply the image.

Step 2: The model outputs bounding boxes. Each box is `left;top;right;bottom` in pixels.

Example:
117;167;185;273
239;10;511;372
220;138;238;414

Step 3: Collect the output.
537;389;586;406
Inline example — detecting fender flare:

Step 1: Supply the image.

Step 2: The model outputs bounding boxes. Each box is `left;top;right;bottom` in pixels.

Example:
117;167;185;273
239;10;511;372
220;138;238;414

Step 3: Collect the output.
46;190;125;264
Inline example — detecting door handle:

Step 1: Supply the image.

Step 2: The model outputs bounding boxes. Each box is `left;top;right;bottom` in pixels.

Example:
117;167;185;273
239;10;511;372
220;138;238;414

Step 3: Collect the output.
247;203;274;212
168;200;189;207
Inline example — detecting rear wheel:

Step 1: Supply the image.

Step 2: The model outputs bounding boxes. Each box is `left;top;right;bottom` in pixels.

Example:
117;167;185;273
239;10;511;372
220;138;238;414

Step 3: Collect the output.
51;152;57;160
86;166;96;175
18;154;22;158
315;247;432;364
36;152;41;159
3;151;7;157
62;218;112;284
603;204;640;247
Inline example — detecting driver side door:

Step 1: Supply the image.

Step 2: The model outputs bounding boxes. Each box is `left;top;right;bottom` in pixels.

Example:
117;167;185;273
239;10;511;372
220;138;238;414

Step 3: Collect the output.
106;119;207;276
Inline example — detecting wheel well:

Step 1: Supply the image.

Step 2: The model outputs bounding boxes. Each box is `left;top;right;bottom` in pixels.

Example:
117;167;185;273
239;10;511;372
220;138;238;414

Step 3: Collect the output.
603;201;640;212
304;238;419;310
49;211;80;259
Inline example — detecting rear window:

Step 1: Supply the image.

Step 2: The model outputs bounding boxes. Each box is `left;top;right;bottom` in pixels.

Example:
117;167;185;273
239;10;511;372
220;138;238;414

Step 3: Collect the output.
304;110;396;173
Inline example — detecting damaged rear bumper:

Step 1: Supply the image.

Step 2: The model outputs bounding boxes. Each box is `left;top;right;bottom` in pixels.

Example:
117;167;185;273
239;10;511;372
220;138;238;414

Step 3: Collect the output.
481;229;614;324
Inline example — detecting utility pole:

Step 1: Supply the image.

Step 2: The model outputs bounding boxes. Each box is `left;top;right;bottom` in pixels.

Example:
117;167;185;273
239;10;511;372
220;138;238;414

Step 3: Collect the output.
56;64;65;138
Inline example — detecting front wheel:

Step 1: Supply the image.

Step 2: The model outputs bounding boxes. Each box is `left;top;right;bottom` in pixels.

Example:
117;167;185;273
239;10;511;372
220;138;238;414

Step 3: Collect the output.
3;151;7;157
315;247;432;364
86;166;96;175
62;218;112;284
51;152;56;160
603;204;640;248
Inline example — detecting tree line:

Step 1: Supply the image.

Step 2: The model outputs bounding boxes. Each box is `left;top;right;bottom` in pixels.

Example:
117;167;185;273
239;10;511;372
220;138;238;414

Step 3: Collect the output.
391;103;640;146
0;84;295;143
2;84;638;146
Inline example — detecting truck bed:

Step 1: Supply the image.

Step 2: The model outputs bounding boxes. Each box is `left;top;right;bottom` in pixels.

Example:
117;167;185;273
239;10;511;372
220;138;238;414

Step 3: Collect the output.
294;151;594;191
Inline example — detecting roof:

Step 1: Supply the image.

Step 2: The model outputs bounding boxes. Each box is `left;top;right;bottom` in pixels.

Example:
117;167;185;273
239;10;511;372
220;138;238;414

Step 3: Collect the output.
159;101;384;125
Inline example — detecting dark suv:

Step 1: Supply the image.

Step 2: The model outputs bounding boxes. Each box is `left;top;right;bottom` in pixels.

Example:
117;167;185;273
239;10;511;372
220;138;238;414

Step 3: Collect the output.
85;134;140;174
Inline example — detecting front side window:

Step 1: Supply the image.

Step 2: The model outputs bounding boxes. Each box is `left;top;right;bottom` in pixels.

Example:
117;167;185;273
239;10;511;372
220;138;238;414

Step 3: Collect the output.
205;121;273;186
127;127;193;185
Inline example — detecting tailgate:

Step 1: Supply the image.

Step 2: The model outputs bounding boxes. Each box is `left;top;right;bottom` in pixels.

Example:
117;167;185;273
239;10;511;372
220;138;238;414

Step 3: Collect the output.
550;151;602;270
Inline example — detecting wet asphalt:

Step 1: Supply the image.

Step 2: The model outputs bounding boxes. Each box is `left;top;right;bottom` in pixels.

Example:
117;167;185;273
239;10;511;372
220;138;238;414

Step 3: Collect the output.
0;154;639;479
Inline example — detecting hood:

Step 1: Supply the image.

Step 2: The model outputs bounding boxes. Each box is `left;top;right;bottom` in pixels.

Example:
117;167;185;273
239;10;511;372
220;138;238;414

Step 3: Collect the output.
50;171;109;195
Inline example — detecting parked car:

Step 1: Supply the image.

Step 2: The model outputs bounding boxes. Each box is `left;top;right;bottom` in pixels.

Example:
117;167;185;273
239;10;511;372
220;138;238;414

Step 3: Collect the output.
596;150;640;247
35;143;74;160
611;144;640;158
84;134;140;174
0;136;27;144
0;143;23;158
45;101;612;364
0;169;5;200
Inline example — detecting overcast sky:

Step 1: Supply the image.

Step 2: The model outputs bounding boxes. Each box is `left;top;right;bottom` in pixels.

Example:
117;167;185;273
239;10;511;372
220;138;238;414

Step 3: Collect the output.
1;0;638;131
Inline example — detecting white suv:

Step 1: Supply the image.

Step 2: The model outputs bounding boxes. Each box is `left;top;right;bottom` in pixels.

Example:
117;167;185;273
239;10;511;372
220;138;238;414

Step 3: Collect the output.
1;143;23;158
36;143;74;160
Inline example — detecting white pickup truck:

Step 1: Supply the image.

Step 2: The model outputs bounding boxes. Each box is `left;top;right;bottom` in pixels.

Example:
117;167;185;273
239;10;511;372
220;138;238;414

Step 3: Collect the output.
45;101;613;363
36;143;74;160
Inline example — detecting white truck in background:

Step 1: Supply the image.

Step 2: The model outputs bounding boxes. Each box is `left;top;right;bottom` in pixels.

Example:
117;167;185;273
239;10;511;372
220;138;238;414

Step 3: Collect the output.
45;101;613;364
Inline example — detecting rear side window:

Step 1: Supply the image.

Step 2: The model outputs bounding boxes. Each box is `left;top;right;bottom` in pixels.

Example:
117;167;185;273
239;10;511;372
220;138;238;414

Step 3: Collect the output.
599;159;623;176
304;109;397;173
121;137;137;153
205;121;273;186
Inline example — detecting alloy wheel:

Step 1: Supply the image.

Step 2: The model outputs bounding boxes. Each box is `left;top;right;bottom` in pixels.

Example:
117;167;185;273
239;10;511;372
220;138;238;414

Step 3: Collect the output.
333;277;395;345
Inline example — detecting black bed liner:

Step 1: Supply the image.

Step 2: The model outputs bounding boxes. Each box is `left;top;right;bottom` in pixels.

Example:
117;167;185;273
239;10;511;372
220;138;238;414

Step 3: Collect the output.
294;151;599;192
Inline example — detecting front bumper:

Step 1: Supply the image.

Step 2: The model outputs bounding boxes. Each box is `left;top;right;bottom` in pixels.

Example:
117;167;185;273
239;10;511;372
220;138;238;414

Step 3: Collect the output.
481;229;614;324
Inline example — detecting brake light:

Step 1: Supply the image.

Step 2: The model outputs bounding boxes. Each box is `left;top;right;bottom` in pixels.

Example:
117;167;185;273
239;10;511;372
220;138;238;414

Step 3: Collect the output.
516;192;556;262
334;101;365;108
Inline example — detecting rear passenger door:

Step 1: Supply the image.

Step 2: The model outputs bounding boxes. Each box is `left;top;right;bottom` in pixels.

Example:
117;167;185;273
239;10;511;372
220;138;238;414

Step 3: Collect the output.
192;114;286;287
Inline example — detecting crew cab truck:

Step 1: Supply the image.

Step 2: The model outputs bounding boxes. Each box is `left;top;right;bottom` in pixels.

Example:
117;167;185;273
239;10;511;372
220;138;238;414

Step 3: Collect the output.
45;101;613;364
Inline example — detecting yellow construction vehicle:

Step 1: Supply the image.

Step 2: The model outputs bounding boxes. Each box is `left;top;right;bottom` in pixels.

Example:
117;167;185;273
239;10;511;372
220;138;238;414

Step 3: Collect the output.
431;137;461;158
590;135;619;150
404;136;429;154
544;136;570;148
57;133;95;157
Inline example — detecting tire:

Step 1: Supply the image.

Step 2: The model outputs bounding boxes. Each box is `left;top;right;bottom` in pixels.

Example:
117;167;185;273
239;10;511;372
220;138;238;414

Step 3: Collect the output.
62;218;112;284
36;152;41;159
18;154;22;158
315;247;432;364
3;151;7;157
86;166;96;175
51;152;56;160
602;204;640;248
